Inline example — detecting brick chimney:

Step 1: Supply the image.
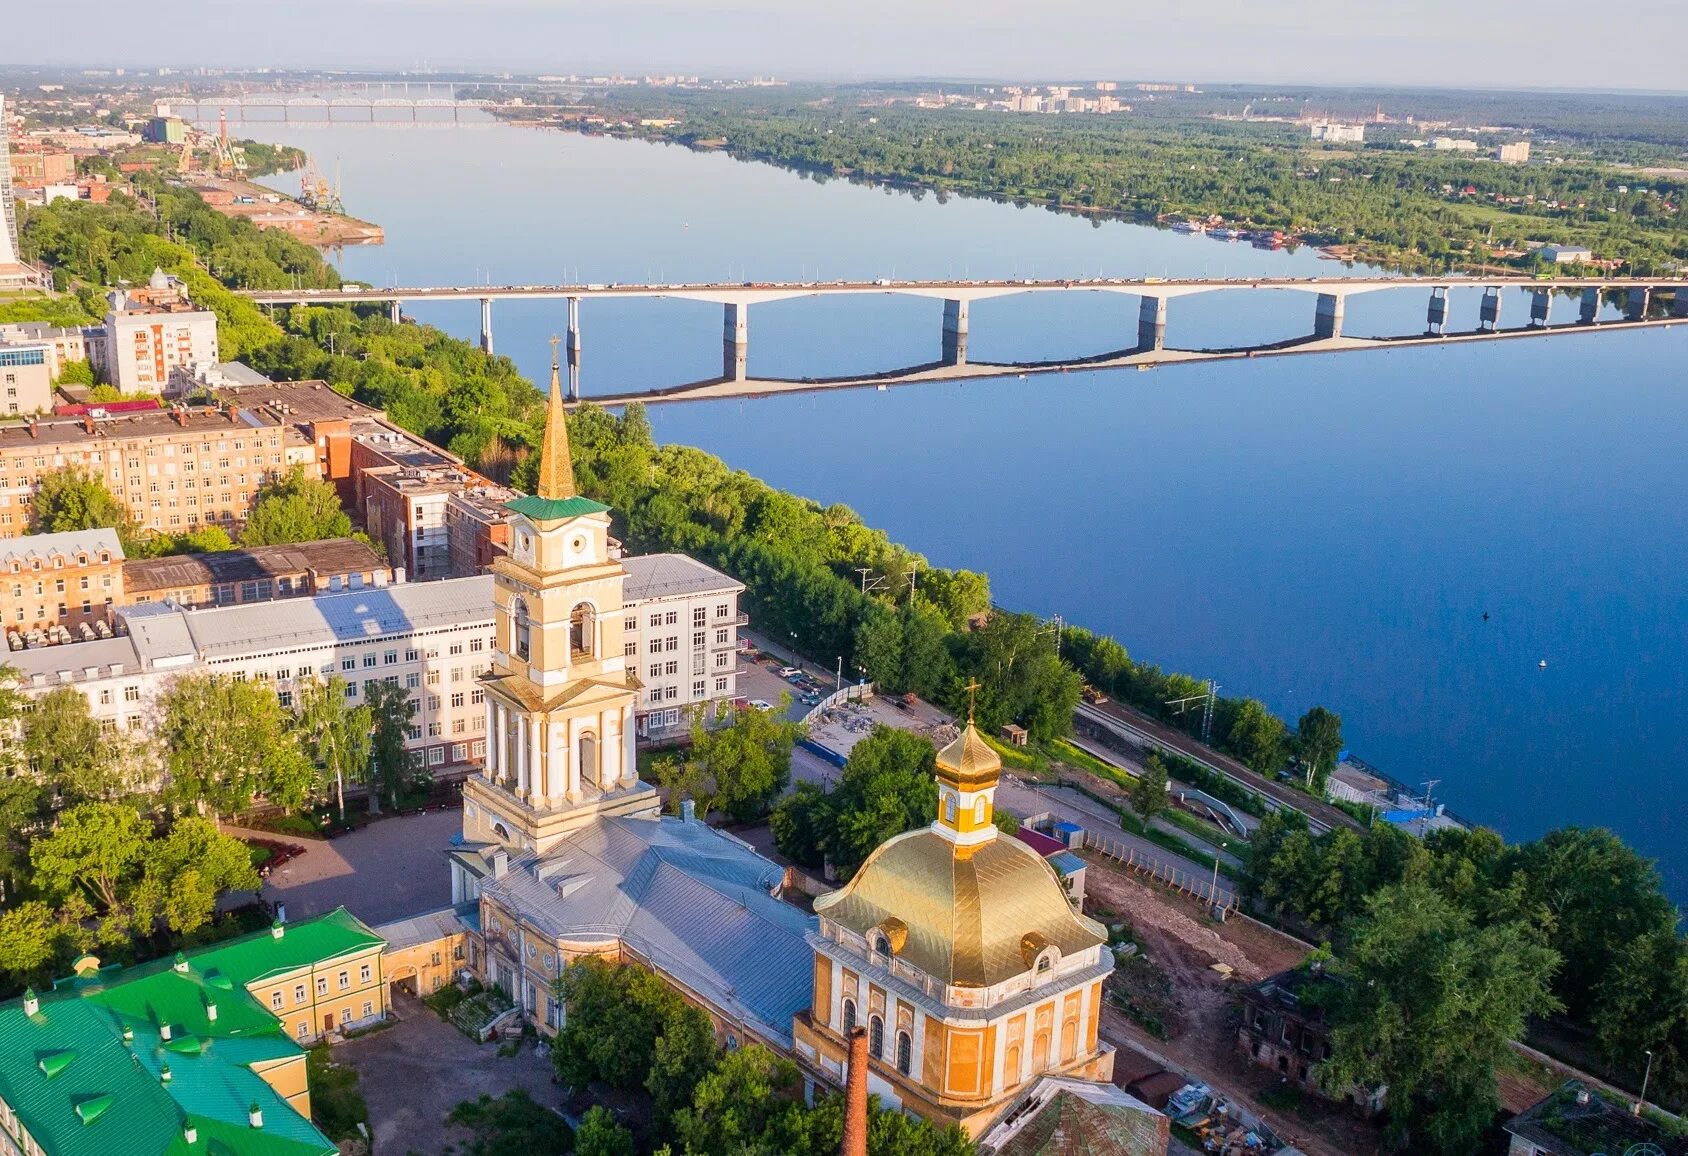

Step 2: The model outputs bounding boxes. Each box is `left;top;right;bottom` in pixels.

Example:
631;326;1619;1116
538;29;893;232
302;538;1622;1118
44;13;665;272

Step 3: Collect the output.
841;1026;869;1156
27;417;38;439
82;413;95;435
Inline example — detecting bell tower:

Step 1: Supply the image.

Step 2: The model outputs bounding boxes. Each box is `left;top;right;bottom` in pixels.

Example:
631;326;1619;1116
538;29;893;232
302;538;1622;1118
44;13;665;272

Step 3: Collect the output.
933;681;1002;849
463;339;657;854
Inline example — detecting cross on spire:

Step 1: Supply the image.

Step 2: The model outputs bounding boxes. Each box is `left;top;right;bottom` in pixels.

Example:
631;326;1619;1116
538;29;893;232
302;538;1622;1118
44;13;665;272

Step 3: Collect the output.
964;678;981;725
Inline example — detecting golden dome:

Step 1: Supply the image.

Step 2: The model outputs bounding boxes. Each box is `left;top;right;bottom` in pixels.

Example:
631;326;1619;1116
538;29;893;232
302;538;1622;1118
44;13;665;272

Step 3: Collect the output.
935;722;1001;787
814;828;1107;988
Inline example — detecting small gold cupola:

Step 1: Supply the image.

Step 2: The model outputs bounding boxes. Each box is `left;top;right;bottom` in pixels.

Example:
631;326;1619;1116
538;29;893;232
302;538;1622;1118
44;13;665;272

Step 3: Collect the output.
933;681;1002;847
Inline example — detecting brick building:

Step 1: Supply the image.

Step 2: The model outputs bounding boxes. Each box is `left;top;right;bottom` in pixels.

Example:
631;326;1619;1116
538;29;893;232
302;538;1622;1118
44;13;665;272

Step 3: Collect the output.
123;536;393;609
0;527;124;640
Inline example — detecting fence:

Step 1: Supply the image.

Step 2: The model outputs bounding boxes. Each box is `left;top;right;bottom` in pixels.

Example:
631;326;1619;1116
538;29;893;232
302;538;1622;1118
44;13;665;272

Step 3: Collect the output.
800;681;876;725
1083;831;1237;912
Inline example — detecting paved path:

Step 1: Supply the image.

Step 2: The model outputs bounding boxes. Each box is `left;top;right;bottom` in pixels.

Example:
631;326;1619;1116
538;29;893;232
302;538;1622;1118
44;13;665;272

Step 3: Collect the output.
336;996;559;1154
235;809;463;926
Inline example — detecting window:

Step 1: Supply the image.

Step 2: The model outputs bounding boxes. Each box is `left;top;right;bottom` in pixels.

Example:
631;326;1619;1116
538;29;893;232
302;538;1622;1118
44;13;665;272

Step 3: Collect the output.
693;607;707;627
665;637;679;653
362;1000;374;1019
692;631;705;649
383;650;398;665
715;628;728;644
271;990;283;1010
649;613;661;628
871;933;890;957
716;602;729;618
316;978;328;997
427;694;441;712
692;680;704;697
405;648;419;662
297;1022;309;1040
664;611;678;626
624;642;637;658
450;691;465;708
341;657;355;672
405;673;420;689
295;984;307;1004
362;653;377;668
715;676;728;692
514;597;532;661
896;1031;912;1075
841;999;857;1034
338;971;350;990
649;663;662;680
360;964;371;983
448;642;463;656
869;1014;885;1058
429;746;446;766
124;685;140;702
665;660;678;676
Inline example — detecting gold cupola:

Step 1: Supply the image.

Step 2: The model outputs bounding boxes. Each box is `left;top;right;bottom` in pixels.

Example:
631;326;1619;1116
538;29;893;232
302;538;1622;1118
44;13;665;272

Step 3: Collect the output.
933;685;1001;847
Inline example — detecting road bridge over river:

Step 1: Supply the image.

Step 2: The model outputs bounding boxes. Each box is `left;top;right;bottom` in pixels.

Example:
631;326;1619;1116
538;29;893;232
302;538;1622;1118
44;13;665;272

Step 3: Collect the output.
240;275;1688;406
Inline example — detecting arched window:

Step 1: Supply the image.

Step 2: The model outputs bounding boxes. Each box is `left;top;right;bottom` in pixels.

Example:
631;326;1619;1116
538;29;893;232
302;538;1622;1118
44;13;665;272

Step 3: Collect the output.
569;603;595;659
841;998;857;1034
868;1014;884;1058
1036;951;1054;976
973;798;988;825
578;732;599;790
871;933;890;958
513;598;531;661
895;1030;912;1075
943;794;957;823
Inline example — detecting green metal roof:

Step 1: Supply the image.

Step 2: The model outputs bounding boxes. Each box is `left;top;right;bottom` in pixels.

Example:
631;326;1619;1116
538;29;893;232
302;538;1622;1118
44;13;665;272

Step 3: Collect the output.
0;910;376;1156
186;907;383;987
504;494;611;523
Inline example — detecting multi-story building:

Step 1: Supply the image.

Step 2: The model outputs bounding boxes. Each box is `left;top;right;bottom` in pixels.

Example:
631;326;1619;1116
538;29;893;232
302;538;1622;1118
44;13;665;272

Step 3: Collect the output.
1309;121;1366;143
0;340;53;415
621;552;745;740
1496;141;1532;164
99;271;219;394
8;573;495;773
8;149;75;187
0;97;20;281
0;907;383;1156
0;383;375;541
123;536;393;610
0;527;124;638
0;320;93;378
351;426;518;581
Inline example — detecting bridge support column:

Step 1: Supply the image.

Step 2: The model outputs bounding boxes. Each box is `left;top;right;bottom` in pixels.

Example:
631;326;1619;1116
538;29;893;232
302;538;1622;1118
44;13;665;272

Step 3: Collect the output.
1314;292;1345;340
723;303;748;381
1427;287;1448;334
479;298;493;356
566;296;582;355
1529;289;1551;328
1580;287;1601;325
1137;295;1167;351
1626;287;1651;321
942;299;969;365
1479;287;1503;331
388;300;401;325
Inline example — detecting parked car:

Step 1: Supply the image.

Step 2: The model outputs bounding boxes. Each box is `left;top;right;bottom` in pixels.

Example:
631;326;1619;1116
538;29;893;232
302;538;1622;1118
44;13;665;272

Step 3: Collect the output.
748;699;775;711
776;666;802;678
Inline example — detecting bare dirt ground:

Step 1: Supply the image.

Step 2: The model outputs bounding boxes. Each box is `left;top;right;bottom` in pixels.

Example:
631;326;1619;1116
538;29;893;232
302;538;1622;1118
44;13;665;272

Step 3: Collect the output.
1082;859;1382;1156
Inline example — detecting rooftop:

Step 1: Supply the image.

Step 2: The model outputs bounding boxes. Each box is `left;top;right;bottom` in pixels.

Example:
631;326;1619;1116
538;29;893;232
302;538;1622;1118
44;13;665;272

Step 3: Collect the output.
620;552;743;602
212;380;383;426
504;494;610;524
472;814;815;1047
0;910;378;1156
0;404;287;454
1506;1080;1688;1156
982;1078;1168;1156
123;538;386;596
0;528;124;567
372;903;477;953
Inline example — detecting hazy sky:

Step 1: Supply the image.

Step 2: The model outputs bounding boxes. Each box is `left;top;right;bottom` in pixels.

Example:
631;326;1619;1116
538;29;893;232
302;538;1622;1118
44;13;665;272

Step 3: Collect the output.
14;0;1688;91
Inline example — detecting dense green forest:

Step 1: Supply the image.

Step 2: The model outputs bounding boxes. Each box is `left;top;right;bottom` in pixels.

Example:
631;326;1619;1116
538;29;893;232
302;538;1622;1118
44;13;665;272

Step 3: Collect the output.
493;87;1688;274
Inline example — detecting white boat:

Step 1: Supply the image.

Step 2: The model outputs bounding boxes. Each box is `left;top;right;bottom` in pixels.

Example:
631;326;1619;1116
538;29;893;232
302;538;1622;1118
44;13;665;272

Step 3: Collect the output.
1170;220;1205;234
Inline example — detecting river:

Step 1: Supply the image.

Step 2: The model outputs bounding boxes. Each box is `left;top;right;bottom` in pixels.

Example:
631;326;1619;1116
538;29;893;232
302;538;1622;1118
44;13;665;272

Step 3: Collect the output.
218;108;1688;894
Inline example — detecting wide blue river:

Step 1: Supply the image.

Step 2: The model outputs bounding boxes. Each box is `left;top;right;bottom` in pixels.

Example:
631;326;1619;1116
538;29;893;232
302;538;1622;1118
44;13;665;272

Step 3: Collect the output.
226;109;1688;895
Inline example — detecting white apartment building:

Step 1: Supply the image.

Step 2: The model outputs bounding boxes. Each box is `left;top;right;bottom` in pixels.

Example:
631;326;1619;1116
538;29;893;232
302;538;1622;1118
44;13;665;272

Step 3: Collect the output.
0;322;92;379
7;553;750;775
99;273;219;394
621;553;746;739
0;341;53;415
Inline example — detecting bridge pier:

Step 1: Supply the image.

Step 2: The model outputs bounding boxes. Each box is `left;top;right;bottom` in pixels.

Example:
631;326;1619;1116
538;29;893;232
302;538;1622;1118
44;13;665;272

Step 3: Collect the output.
1427;287;1448;335
1626;287;1651;321
1314;292;1345;340
942;299;969;365
1480;287;1503;331
566;297;582;356
1580;287;1601;325
1138;295;1167;351
723;303;748;381
1529;289;1551;328
388;300;401;325
479;298;493;356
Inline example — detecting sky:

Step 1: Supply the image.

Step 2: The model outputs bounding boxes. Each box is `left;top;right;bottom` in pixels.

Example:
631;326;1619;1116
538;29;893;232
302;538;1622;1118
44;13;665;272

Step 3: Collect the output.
11;0;1688;92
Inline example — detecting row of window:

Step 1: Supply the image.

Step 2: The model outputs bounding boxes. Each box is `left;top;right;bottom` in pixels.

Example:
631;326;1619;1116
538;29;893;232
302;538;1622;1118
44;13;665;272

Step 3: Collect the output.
267;963;374;1009
839;1000;914;1076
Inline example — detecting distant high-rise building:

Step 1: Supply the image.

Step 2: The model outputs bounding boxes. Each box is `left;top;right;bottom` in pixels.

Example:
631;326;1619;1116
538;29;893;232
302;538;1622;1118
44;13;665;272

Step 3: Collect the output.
0;95;20;268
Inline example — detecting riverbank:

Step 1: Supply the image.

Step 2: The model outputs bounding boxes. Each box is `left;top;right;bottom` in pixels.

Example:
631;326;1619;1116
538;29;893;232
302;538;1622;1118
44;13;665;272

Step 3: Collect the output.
190;174;385;247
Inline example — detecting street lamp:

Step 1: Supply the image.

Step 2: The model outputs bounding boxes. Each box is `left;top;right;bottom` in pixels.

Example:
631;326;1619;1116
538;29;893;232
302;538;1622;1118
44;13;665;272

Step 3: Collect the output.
1211;841;1227;906
1635;1048;1654;1116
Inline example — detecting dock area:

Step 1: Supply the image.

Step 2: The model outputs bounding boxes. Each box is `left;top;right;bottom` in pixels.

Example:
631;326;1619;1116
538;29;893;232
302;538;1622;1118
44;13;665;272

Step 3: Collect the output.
190;175;384;247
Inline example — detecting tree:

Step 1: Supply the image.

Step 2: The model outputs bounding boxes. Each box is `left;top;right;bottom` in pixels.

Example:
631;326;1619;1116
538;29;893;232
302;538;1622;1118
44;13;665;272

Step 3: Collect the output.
295;676;372;820
23;686;121;805
447;1091;572;1156
240;464;352;546
1226;698;1287;775
31;466;137;545
0;902;65;988
29;801;149;912
950;611;1082;741
1131;753;1171;822
797;725;940;877
574;1107;633;1156
646;1000;718;1128
769;781;833;868
156;674;314;816
671;1045;806;1156
679;697;803;822
1295;706;1344;791
1591;928;1688;1103
128;816;261;936
1321;882;1561;1154
553;959;693;1093
362;679;418;812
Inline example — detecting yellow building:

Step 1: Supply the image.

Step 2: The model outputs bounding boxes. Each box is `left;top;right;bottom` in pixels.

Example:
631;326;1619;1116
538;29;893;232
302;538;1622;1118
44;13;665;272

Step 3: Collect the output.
793;716;1117;1139
458;341;657;862
205;907;388;1046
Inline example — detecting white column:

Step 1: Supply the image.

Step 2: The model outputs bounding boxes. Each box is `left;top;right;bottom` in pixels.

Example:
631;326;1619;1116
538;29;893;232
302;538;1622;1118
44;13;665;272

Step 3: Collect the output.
620;703;638;787
496;705;510;786
530;717;544;802
483;701;498;777
514;715;527;796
